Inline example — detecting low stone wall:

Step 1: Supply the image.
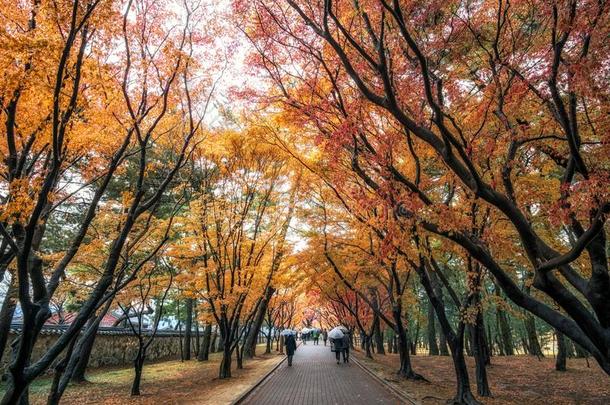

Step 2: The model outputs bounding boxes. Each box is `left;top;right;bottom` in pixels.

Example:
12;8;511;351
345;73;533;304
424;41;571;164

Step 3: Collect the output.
2;331;183;372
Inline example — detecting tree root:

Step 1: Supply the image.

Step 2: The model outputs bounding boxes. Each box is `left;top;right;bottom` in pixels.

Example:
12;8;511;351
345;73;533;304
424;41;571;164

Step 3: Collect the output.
397;369;429;382
448;391;482;405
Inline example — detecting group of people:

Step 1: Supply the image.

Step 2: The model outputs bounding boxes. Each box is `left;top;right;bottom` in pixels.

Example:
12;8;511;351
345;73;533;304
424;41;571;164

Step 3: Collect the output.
330;331;350;364
283;327;350;367
298;329;328;345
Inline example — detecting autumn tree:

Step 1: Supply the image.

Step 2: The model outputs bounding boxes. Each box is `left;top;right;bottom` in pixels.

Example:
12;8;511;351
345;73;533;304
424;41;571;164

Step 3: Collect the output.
116;258;174;396
170;129;300;378
0;0;219;401
237;0;610;377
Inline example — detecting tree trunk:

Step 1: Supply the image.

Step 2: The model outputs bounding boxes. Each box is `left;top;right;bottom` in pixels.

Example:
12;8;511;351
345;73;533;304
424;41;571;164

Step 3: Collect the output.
464;327;473;356
565;336;576;358
194;317;200;358
71;318;99;383
265;326;273;354
245;286;275;358
427;303;439;355
198;324;212;361
236;340;244;369
411;323;420;355
393;304;423;380
210;330;218;353
556;330;567;371
0;278;17;364
449;334;481;405
219;345;232;379
373;315;385;355
418;261;479;404
496;297;514;355
486;322;495;356
471;313;491;396
439;319;450;356
216;332;224;352
523;314;544;357
46;334;78;405
184;298;193;361
131;347;145;396
360;328;373;359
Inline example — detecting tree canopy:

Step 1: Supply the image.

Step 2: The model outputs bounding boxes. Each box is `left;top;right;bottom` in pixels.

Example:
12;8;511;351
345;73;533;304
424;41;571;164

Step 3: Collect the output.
1;1;608;404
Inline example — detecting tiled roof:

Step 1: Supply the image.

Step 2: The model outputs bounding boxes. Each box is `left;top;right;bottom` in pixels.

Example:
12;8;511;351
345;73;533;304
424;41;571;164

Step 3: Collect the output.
9;323;184;337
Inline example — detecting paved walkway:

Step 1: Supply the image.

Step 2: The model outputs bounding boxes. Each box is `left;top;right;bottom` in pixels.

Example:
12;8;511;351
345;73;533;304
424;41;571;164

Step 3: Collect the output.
241;343;402;404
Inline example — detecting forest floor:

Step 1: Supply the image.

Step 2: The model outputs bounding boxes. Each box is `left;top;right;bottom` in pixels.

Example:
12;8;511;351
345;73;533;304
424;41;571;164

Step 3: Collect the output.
354;350;610;404
5;345;284;404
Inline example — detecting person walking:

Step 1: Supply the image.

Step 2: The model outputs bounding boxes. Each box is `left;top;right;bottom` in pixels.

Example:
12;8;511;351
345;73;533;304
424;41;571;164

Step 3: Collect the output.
322;329;328;346
285;333;297;366
330;335;346;364
341;331;350;363
312;329;320;345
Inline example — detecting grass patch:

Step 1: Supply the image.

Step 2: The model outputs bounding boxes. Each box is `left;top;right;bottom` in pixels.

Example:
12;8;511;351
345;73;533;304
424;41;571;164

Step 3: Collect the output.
1;345;283;404
354;350;610;404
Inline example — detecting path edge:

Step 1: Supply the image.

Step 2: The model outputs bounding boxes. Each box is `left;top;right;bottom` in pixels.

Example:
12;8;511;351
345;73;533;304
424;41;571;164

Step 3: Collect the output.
231;343;302;405
351;354;420;405
231;355;286;405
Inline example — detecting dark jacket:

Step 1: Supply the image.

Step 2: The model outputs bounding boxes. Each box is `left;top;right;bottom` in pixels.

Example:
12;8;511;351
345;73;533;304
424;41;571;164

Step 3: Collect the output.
285;335;297;355
341;334;350;351
330;337;346;352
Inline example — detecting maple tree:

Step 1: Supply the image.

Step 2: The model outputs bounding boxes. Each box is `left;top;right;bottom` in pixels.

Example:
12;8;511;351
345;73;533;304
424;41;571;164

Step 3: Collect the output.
1;0;609;403
0;0;217;401
238;0;610;378
115;258;174;396
168;129;301;378
230;1;610;402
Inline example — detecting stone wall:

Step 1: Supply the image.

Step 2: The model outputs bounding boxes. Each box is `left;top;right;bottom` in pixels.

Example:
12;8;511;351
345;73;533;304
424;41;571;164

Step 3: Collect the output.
2;331;183;373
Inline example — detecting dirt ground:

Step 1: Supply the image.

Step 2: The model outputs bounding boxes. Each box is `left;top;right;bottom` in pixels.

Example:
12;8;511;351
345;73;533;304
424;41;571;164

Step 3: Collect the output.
7;348;284;405
354;350;610;404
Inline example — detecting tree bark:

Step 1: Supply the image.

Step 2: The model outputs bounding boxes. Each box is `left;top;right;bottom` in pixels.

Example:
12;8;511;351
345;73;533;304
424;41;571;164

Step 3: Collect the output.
46;334;79;405
219;345;232;378
411;323;420;355
417;260;480;404
471;312;491;396
131;345;145;396
439;319;450;356
523;314;544;357
184;298;193;361
363;330;373;358
197;324;212;361
236;340;244;369
70;319;99;383
393;304;424;380
244;286;275;358
216;332;224;352
194;317;200;358
450;335;481;405
0;278;17;364
373;314;385;355
427;303;439;355
265;325;273;354
556;330;567;371
496;291;514;356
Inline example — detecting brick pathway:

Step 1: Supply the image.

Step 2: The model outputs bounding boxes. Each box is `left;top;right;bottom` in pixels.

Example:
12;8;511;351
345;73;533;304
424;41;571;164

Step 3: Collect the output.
241;343;402;404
